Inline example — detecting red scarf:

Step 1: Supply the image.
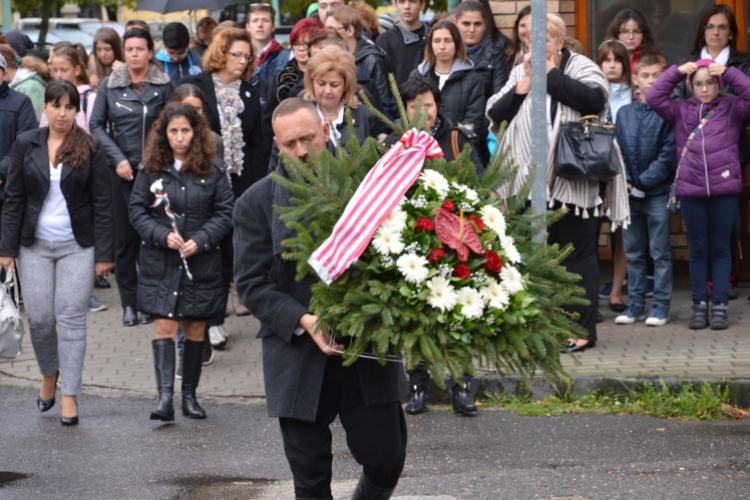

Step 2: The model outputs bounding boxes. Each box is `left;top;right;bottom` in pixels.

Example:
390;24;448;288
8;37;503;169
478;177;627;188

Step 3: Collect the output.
258;38;283;67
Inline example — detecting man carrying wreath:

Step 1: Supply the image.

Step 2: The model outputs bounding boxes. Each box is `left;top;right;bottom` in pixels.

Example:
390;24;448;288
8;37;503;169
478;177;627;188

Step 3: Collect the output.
233;97;409;500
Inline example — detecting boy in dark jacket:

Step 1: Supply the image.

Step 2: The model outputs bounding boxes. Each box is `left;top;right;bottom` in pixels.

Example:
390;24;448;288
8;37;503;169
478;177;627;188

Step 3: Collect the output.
247;4;290;82
614;55;677;327
375;0;430;88
155;23;203;87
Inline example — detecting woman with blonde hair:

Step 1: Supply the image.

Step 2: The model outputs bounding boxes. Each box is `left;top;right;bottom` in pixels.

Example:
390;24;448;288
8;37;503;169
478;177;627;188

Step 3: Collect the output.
0;44;50;120
303;44;379;148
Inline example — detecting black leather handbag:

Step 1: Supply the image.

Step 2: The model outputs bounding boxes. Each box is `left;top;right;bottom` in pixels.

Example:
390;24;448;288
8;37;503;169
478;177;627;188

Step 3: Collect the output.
554;115;620;182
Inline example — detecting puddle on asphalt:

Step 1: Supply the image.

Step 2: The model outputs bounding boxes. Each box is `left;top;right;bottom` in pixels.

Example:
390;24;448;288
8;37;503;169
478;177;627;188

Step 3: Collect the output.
0;472;30;488
167;476;278;500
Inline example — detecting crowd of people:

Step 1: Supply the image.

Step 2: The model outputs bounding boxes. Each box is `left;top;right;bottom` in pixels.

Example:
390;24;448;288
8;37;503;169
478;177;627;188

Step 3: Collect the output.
0;1;749;498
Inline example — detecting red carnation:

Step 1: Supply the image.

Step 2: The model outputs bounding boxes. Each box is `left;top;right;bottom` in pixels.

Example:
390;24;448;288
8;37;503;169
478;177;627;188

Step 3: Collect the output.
468;215;485;232
483;250;503;273
415;217;435;234
427;249;446;265
452;264;471;280
442;200;456;212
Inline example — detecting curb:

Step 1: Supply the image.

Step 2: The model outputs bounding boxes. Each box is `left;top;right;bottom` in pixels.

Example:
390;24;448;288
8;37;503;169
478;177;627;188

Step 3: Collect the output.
422;375;750;409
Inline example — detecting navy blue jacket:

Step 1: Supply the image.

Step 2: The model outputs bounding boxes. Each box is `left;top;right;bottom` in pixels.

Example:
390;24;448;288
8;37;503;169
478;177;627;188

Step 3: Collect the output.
615;99;677;197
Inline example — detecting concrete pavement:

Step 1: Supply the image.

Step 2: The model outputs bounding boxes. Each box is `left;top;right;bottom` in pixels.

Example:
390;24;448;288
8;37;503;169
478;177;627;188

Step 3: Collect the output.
2;262;750;398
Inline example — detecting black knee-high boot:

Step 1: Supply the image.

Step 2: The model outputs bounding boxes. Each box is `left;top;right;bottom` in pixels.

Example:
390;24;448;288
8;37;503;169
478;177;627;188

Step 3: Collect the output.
351;474;396;500
182;339;207;419
151;339;175;421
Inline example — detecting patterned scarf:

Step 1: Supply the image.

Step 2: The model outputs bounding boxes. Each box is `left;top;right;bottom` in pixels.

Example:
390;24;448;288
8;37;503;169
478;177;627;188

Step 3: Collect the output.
213;74;245;176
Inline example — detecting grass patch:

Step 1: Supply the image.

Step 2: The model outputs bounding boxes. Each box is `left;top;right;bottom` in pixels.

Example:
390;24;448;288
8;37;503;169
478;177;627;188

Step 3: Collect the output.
481;380;743;421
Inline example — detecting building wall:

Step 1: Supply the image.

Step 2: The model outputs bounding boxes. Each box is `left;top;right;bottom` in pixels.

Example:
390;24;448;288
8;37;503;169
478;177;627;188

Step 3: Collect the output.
490;0;577;38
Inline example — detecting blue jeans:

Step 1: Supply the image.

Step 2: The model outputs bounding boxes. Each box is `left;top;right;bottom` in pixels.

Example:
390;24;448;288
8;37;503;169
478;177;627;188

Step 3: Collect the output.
680;196;739;304
622;195;672;310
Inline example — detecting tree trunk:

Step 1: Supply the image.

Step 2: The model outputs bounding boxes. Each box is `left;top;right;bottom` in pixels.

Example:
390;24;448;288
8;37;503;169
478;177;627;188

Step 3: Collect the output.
38;0;53;50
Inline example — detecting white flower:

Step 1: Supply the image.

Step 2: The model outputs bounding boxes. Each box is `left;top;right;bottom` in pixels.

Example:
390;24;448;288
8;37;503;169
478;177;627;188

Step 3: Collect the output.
500;265;524;295
396;253;430;284
419;169;449;196
150;179;164;194
500;234;522;264
480;205;506;235
426;276;458;312
381;205;407;233
371;227;405;255
452;182;479;202
480;279;511;311
456;287;485;319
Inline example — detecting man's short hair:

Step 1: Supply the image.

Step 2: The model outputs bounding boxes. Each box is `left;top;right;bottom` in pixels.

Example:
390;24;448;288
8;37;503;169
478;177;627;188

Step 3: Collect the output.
272;98;321;134
399;77;442;108
329;6;363;40
634;54;663;74
163;22;190;50
124;19;150;34
249;3;276;19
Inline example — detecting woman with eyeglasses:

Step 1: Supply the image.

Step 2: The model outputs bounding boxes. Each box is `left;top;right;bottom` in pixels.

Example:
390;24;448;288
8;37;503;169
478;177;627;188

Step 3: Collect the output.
605;8;664;72
90;28;174;328
180;28;268;350
262;18;324;164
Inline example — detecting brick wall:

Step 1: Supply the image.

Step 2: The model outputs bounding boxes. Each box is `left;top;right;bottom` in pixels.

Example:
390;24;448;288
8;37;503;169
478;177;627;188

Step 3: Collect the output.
490;0;576;38
598;214;690;261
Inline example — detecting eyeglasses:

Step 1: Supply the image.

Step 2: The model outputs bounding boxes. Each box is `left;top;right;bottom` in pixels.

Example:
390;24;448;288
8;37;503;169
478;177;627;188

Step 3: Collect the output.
227;52;252;62
292;42;310;49
704;24;730;32
693;80;718;89
618;29;643;37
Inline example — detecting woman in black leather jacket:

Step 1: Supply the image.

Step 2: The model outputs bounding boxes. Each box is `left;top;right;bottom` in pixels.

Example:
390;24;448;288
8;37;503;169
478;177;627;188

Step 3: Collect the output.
129;102;234;423
89;28;174;327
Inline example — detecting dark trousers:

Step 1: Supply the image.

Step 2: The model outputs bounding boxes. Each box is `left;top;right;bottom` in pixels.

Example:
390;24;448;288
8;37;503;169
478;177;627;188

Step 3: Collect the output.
278;357;407;499
407;362;470;391
548;205;600;343
110;170;140;309
680;196;739;305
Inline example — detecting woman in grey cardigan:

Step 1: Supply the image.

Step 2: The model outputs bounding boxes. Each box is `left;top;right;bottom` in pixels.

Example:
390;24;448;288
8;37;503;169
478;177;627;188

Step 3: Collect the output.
486;13;630;353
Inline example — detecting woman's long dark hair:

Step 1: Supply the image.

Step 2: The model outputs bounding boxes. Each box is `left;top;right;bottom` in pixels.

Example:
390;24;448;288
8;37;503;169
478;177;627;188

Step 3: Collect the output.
605;8;661;58
45;80;95;170
143;102;215;177
172;83;206;105
458;0;499;45
690;4;739;57
506;5;530;64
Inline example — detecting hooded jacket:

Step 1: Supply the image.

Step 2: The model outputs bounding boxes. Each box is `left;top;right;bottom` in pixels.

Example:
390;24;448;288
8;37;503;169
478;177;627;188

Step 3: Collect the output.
155;48;202;87
615;98;676;197
466;35;510;99
0;82;37;199
257;39;290;82
648;65;750;199
10;68;47;121
375;22;430;87
409;59;487;142
353;37;395;119
89;63;174;171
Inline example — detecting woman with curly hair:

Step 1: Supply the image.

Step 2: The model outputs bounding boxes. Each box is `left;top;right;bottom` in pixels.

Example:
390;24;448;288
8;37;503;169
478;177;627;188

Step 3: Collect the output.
129;102;234;422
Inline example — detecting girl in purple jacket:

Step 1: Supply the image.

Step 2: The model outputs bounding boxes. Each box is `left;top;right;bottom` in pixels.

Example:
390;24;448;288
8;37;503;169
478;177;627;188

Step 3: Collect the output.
647;59;750;330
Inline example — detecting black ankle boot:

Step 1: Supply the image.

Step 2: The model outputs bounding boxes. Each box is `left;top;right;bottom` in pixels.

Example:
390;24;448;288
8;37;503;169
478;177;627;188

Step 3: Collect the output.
351;474;395;500
182;340;207;419
404;385;428;415
451;382;477;415
150;339;175;421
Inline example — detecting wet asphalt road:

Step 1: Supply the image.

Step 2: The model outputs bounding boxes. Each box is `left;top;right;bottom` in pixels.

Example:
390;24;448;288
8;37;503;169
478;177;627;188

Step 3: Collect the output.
2;382;750;500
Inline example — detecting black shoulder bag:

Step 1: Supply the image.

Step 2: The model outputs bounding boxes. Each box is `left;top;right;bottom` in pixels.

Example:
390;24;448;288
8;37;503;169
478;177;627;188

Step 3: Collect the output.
554;114;620;182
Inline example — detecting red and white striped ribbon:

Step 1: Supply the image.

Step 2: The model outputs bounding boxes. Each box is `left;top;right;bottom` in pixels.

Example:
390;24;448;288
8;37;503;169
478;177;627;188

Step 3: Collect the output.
308;128;443;285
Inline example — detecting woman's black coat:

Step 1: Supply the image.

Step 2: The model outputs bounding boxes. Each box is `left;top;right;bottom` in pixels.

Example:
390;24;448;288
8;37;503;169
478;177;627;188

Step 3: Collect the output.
0;128;114;262
179;72;269;198
128;160;234;320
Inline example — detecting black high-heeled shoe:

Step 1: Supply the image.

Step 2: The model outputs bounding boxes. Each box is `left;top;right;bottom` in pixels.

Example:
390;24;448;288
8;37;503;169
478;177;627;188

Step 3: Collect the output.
61;398;78;426
559;340;596;353
37;372;59;413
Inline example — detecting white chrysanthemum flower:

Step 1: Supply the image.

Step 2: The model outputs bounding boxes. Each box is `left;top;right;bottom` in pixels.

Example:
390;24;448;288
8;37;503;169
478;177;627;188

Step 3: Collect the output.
419;170;449;196
500;265;524;295
452;182;479;202
480;279;511;311
371;227;405;255
480;205;506;235
150;179;164;193
500;234;522;264
381;204;407;232
426;276;458;312
456;287;485;319
396;253;430;284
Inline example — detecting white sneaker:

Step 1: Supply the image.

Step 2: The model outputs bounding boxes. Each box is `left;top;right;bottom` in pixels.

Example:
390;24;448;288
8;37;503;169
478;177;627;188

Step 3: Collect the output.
208;325;228;348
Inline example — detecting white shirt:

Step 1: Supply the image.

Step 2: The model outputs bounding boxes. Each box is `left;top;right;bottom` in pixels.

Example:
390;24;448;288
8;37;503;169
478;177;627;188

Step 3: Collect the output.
317;105;344;147
35;162;74;242
435;70;449;90
173;158;184;175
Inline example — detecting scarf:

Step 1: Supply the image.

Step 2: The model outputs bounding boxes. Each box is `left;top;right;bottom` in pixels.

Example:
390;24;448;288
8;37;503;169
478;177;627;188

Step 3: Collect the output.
701;46;730;66
213;74;246;176
487;52;630;228
258;39;284;67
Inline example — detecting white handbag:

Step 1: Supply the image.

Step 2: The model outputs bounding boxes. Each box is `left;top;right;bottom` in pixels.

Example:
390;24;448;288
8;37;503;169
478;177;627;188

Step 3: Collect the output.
0;270;24;360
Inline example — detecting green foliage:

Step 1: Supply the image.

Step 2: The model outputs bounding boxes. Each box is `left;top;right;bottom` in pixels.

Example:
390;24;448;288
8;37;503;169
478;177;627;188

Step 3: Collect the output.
272;77;589;386
482;381;735;421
